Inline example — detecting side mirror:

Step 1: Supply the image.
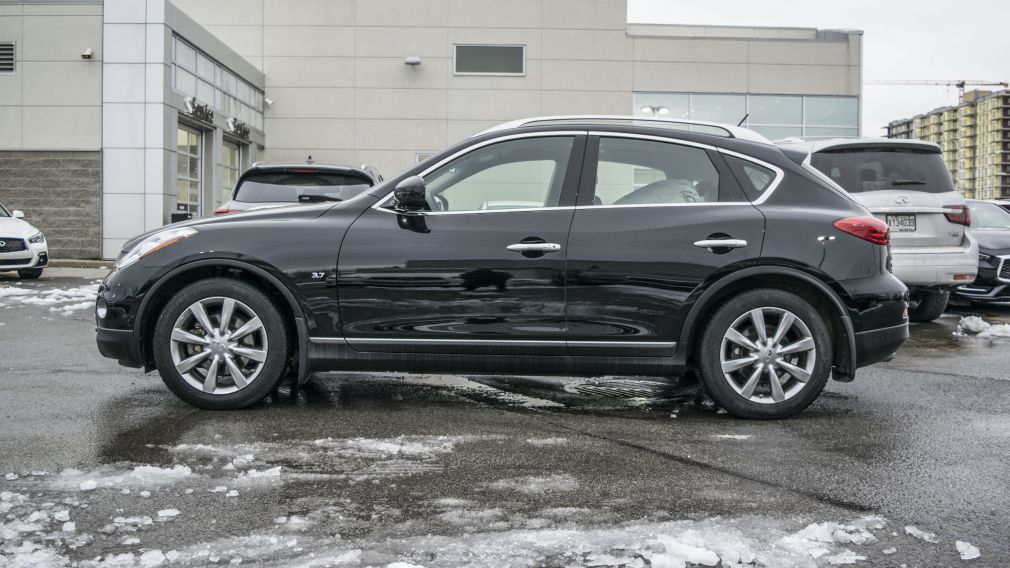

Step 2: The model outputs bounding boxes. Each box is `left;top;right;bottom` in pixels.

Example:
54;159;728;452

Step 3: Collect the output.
11;210;25;219
392;176;427;212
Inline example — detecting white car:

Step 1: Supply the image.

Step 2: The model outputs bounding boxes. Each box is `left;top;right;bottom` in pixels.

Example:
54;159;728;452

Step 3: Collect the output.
0;202;49;279
779;138;978;322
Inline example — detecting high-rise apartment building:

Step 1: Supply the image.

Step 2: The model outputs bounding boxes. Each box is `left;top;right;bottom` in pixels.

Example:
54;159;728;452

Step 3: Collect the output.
887;90;1010;200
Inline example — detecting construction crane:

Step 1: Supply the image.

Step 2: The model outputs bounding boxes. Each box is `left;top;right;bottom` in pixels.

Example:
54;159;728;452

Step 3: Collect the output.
865;80;1009;101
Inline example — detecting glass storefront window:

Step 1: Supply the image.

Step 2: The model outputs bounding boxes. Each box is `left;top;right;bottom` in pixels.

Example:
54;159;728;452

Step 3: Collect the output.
171;36;264;131
220;141;240;206
748;95;802;125
805;126;859;138
635;93;690;119
690;94;746;124
176;126;202;217
750;125;803;140
805;97;859;127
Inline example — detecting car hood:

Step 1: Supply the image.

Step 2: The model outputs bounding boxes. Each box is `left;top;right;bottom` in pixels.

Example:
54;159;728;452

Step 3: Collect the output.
973;229;1010;256
0;216;39;238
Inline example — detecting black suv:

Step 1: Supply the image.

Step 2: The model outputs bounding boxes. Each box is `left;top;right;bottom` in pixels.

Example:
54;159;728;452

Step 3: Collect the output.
95;117;908;419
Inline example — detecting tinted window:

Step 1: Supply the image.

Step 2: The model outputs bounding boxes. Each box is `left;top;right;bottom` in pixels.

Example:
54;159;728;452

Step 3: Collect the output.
0;202;9;217
810;148;956;194
423;136;574;212
592;138;722;205
724;155;775;202
969;201;1010;229
235;172;372;203
454;45;524;75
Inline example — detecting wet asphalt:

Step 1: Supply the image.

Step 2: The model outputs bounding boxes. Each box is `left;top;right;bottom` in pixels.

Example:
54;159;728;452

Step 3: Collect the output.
1;268;1009;566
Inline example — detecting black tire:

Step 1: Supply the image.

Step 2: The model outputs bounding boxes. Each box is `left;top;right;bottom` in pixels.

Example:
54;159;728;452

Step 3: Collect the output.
152;278;290;410
696;288;833;419
908;289;949;322
18;268;43;279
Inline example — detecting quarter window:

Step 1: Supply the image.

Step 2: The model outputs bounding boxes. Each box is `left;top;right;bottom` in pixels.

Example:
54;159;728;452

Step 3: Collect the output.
454;45;525;76
591;138;723;205
420;136;574;212
724;155;775;201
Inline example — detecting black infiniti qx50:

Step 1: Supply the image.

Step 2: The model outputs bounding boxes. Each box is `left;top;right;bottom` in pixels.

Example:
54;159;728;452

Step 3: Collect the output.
95;116;909;419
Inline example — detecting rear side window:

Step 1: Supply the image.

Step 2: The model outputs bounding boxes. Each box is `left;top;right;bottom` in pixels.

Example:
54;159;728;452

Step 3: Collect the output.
810;148;955;194
591;137;725;205
724;155;775;202
234;171;372;203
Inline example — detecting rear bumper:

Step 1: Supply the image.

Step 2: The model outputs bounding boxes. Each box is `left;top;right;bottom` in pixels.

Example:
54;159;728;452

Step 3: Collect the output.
96;326;144;368
855;322;909;367
890;241;978;286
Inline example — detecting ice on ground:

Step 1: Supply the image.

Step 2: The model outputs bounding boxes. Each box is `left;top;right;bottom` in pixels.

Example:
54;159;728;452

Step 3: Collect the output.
156;509;179;519
714;434;752;440
904;525;939;543
957;316;1010;338
50;465;193;491
956;540;981;560
392;373;565;408
525;437;568;446
488;473;578;494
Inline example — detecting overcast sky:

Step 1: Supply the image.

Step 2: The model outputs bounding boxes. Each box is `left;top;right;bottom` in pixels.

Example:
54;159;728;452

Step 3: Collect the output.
627;0;1009;137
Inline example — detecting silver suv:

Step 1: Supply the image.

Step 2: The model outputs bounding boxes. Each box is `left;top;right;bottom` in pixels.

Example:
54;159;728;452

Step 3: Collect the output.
780;138;977;322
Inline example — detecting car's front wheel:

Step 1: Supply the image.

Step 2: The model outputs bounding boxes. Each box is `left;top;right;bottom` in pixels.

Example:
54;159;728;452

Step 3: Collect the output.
153;278;290;409
18;268;43;279
697;289;832;419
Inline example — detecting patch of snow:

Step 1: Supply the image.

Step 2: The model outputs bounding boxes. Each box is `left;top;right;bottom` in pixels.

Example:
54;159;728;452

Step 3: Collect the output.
714;434;752;440
904;525;939;543
488;474;578;494
882;547;896;554
0;283;99;317
957;316;1010;338
51;465;193;492
525;437;568;446
157;509;180;519
956;540;981;560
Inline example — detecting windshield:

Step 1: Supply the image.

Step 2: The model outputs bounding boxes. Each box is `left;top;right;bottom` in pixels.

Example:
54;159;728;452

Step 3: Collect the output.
234;172;372;203
810;148;956;194
970;201;1010;229
0;202;9;217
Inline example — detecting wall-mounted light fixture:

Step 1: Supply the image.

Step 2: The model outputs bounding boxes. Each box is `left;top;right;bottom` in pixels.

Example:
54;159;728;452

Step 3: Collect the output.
81;48;93;60
404;56;422;66
264;97;274;107
640;105;670;117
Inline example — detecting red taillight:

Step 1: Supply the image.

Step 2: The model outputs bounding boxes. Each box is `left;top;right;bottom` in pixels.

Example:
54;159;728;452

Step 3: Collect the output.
833;216;890;245
943;205;971;226
289;168;319;174
214;208;239;215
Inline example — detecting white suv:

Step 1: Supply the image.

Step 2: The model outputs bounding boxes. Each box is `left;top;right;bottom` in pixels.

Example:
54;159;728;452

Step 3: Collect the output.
780;139;977;322
0;202;49;279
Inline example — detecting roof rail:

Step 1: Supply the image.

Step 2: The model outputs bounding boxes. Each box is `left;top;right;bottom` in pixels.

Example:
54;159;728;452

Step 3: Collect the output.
476;115;772;144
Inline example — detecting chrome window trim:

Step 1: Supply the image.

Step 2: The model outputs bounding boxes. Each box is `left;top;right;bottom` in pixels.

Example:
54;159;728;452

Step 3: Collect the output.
371;131;585;215
312;337;676;348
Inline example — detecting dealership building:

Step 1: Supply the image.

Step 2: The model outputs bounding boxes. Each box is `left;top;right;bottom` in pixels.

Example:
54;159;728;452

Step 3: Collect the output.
0;0;863;260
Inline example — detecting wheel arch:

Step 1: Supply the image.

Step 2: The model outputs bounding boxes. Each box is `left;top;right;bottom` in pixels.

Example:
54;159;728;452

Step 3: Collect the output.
675;266;857;381
135;259;309;380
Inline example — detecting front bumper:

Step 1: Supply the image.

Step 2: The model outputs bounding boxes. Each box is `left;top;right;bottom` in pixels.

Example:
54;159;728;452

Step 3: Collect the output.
890;236;978;287
0;240;49;271
96;326;144;368
855;322;909;367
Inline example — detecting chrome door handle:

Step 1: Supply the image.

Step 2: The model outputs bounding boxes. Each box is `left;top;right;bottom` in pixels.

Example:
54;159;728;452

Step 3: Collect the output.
507;243;561;253
693;239;748;250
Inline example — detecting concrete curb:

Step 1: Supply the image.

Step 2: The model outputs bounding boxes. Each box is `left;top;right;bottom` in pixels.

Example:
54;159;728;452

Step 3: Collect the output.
47;259;112;269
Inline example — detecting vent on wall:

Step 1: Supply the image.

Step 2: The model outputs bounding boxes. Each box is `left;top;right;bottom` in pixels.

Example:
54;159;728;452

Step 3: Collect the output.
0;42;13;74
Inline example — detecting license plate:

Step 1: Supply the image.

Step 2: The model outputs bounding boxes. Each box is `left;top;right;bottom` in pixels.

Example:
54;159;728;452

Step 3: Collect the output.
886;214;916;232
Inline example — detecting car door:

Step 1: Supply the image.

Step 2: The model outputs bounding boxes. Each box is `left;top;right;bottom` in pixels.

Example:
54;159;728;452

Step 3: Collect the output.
336;133;585;356
565;133;767;358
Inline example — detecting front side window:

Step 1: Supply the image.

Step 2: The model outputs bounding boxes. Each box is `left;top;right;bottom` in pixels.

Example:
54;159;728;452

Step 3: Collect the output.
420;136;574;212
591;138;723;205
454;45;525;76
810;148;956;194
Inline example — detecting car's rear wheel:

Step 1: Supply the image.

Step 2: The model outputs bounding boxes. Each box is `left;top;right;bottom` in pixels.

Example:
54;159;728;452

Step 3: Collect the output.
697;289;832;419
153;278;289;410
908;288;949;322
18;268;43;279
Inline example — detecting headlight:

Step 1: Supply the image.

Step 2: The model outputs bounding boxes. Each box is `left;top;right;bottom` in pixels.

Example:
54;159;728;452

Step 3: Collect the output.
27;232;45;244
115;227;197;269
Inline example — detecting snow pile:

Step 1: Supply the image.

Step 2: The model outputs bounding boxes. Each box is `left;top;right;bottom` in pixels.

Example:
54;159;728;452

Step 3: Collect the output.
956;540;981;560
488;474;579;494
957;316;1010;338
904;525;939;543
0;282;99;316
49;465;194;492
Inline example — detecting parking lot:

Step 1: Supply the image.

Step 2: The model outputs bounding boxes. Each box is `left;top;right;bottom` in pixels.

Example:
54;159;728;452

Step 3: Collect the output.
1;268;1008;566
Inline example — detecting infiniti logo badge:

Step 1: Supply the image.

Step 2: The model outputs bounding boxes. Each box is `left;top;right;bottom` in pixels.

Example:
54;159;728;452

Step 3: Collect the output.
894;195;910;205
0;241;6;248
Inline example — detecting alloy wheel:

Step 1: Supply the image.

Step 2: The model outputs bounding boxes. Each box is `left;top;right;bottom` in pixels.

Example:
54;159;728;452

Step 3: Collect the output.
169;296;269;395
719;307;816;404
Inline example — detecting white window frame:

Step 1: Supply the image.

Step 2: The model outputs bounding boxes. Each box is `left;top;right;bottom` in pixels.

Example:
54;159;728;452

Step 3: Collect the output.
453;44;526;77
